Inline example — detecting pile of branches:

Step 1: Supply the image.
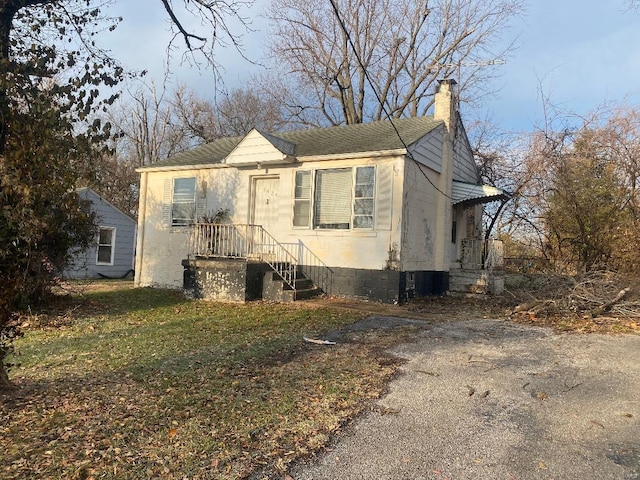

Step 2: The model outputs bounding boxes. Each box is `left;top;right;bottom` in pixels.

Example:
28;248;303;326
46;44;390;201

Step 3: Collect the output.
507;271;640;321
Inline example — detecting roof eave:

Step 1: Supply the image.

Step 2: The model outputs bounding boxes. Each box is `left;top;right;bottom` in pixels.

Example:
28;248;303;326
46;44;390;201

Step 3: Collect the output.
298;148;407;162
136;163;228;173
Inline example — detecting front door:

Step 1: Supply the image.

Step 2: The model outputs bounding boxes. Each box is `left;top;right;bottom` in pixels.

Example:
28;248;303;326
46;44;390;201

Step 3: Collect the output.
251;176;280;234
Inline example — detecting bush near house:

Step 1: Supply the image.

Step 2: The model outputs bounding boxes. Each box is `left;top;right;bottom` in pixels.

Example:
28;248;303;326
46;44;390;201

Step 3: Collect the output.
0;283;406;479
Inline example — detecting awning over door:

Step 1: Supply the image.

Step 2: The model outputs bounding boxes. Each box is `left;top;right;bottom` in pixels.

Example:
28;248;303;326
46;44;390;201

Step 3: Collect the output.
452;181;510;206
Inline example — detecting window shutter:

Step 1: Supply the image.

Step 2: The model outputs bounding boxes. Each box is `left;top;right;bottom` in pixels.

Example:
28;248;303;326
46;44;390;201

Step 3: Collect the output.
376;164;393;230
162;178;172;227
195;180;206;222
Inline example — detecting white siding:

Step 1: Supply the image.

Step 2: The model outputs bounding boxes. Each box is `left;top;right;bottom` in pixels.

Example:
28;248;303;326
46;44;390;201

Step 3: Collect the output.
136;156;405;288
225;130;291;165
399;160;441;271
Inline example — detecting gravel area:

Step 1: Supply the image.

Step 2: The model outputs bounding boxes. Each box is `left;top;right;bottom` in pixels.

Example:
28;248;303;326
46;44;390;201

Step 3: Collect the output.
290;317;640;479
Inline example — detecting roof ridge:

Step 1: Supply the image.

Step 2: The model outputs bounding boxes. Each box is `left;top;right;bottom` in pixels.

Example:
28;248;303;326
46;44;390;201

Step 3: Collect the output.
277;114;437;137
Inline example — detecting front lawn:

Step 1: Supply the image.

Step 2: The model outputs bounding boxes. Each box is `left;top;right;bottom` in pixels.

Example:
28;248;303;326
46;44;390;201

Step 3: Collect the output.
1;284;405;479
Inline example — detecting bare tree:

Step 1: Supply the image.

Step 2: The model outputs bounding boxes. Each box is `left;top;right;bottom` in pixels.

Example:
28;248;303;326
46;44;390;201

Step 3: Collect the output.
105;83;288;218
172;84;289;140
218;87;288;135
113;82;191;166
501;102;640;274
266;0;524;126
160;0;254;72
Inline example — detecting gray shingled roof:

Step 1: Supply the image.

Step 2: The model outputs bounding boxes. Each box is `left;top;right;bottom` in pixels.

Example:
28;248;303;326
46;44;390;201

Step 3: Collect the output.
143;116;442;169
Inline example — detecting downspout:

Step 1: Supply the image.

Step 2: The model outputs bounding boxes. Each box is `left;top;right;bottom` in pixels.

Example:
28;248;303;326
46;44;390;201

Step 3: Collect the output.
134;171;148;287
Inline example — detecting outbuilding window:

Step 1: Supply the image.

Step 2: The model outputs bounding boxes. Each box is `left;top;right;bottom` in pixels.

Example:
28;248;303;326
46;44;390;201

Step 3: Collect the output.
96;227;115;265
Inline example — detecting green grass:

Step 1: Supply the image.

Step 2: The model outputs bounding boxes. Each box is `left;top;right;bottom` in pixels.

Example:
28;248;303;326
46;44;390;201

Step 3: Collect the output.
1;284;406;479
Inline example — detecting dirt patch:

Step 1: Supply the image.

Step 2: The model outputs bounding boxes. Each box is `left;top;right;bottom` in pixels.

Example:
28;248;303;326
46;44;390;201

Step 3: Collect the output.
302;294;509;323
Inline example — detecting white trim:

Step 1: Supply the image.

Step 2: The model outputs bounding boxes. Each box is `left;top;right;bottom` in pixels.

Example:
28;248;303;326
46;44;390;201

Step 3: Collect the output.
96;226;116;266
292;170;312;229
171;177;197;227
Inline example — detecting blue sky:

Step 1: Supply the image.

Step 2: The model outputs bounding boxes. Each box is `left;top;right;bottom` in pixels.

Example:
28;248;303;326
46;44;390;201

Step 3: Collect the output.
105;0;640;133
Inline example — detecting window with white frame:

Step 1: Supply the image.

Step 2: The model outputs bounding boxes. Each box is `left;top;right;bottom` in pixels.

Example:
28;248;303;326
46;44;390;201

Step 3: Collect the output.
96;227;115;265
353;166;375;228
293;166;376;230
172;177;197;226
293;171;311;227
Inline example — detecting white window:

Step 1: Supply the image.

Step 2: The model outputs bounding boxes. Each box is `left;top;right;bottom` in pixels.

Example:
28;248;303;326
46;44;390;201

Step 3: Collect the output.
293;171;311;227
294;166;376;230
354;166;375;228
96;227;115;265
172;177;196;226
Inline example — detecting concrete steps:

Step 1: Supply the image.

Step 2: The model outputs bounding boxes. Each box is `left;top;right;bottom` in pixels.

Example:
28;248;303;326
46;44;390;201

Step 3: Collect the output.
263;269;322;302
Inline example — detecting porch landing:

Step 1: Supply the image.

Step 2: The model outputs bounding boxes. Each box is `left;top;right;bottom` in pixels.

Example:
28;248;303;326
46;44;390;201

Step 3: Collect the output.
182;258;321;303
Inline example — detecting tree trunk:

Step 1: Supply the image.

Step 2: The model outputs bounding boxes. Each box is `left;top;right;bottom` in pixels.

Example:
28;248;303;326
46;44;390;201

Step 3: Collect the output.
0;352;16;390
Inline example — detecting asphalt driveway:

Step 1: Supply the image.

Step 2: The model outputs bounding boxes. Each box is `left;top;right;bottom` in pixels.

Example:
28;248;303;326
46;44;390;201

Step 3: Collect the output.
290;317;640;479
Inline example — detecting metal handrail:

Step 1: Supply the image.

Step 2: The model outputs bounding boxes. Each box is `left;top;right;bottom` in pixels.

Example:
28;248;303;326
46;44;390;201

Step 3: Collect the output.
190;224;298;290
460;238;504;270
281;241;334;294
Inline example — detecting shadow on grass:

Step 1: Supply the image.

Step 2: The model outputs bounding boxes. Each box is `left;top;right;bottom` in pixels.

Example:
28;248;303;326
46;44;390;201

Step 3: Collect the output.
75;286;188;316
28;286;188;326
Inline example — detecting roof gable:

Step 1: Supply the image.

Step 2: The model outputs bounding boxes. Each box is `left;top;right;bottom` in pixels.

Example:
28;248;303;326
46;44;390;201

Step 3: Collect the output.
451;115;481;183
77;187;136;225
225;129;295;166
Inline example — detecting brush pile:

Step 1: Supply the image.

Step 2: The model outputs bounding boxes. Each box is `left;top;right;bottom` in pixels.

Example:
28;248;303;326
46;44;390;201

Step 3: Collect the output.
507;271;640;327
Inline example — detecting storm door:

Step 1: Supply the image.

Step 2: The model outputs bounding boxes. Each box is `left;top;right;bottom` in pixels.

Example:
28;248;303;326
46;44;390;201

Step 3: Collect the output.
251;176;280;235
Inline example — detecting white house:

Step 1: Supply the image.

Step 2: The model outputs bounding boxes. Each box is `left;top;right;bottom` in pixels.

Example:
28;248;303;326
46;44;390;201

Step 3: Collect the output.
134;80;507;302
65;187;137;279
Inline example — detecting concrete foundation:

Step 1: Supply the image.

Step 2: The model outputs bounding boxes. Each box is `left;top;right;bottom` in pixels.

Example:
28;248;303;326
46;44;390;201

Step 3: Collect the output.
182;258;270;302
449;268;504;295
